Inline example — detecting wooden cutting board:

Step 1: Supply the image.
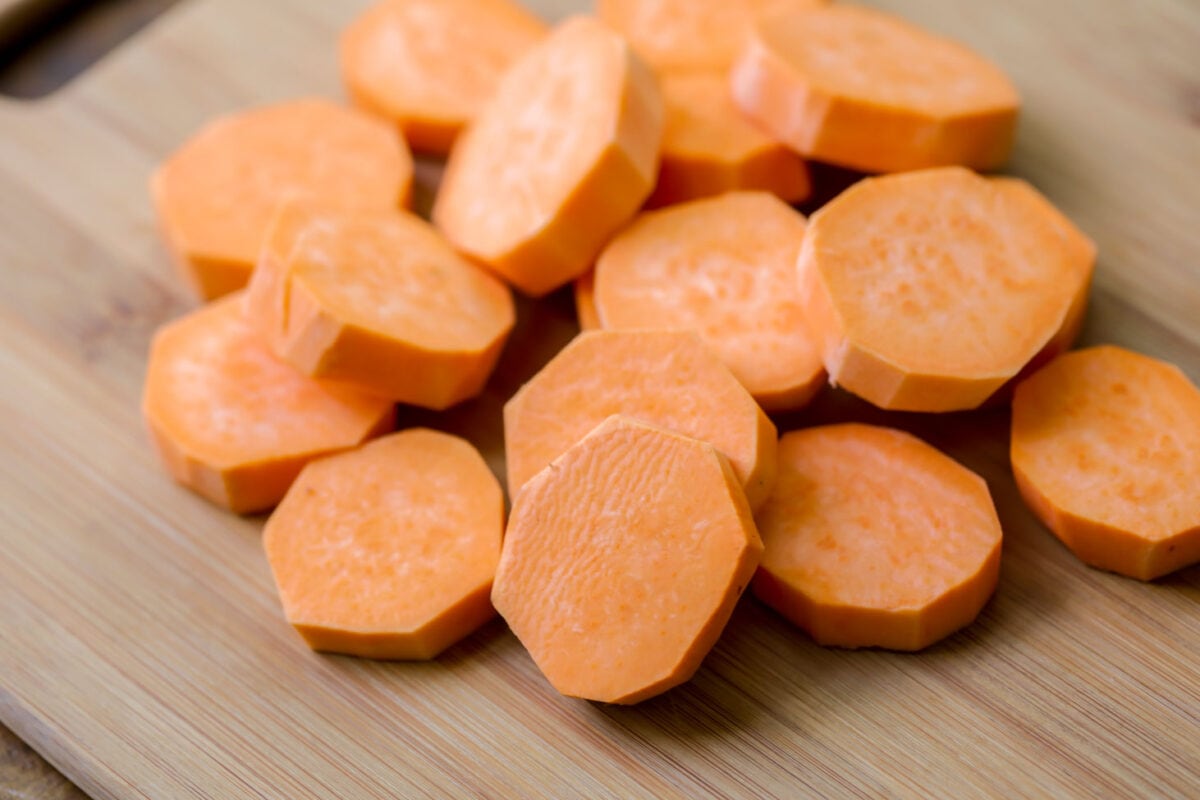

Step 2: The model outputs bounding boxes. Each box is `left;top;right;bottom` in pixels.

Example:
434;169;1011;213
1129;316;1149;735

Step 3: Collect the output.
1;1;1197;797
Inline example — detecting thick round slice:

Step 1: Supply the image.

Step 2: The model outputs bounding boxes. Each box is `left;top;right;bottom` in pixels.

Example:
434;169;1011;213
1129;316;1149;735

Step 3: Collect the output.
265;429;503;659
754;424;1002;650
597;0;828;72
798;167;1095;412
648;72;810;208
493;415;762;703
339;0;546;154
243;204;514;409
731;4;1020;173
432;16;664;297
141;293;395;514
594;192;823;410
151;98;413;299
1011;346;1200;580
504;330;777;510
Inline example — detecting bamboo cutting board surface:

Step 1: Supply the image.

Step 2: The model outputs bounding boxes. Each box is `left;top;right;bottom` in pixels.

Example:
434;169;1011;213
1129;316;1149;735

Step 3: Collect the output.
1;0;1198;797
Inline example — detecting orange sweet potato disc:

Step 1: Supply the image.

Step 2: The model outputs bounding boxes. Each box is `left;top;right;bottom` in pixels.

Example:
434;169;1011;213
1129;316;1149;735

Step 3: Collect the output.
797;167;1095;412
339;0;546;154
754;424;1002;650
504;329;777;511
593;192;824;410
265;429;504;659
648;72;811;208
731;4;1020;173
493;415;762;703
432;16;664;297
151;98;413;299
142;293;395;514
243;203;514;410
1011;346;1200;580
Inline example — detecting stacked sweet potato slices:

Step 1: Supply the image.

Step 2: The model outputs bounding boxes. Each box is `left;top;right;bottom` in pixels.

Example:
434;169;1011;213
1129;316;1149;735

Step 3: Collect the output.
142;0;1200;705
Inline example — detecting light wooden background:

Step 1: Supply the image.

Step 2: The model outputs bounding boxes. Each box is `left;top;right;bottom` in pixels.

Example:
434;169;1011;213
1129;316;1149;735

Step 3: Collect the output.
1;0;1197;798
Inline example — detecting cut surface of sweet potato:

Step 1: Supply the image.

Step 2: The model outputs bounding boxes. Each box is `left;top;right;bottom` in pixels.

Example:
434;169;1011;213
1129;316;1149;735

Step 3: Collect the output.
142;293;394;513
754;423;1002;650
152;98;412;299
265;429;503;658
493;415;762;703
1011;346;1200;580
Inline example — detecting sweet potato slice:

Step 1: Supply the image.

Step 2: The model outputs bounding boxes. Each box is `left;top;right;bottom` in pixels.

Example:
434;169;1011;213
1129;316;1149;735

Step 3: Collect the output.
151;98;413;299
243;203;514;409
141;293;395;514
1011;346;1200;580
648;72;810;208
593;192;823;411
731;4;1020;173
754;424;1002;650
597;0;828;72
339;0;546;154
797;167;1095;412
265;429;503;659
504;330;777;510
493;415;762;703
432;16;664;297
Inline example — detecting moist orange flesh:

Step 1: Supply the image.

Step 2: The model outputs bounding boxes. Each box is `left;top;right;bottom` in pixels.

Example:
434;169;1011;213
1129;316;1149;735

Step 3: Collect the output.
152;98;413;298
730;4;1019;172
264;430;503;658
493;416;762;703
797;167;1094;411
141;293;394;512
597;0;829;72
594;192;823;410
1011;346;1200;580
648;72;810;207
339;0;546;154
753;6;1018;116
243;203;514;408
503;330;777;510
754;423;1002;650
433;16;663;296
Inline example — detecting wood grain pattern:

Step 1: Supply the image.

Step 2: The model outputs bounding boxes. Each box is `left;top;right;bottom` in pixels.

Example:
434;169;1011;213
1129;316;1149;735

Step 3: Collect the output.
0;0;1197;798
